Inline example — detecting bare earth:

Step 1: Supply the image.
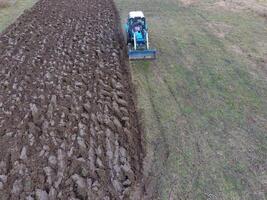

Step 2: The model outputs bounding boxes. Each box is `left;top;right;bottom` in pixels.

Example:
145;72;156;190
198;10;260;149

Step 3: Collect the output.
0;0;143;199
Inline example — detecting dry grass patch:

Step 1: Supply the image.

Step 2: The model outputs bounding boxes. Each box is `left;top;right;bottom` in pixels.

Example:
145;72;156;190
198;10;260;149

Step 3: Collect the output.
207;22;232;38
0;0;16;8
179;0;199;6
229;45;244;55
213;0;267;17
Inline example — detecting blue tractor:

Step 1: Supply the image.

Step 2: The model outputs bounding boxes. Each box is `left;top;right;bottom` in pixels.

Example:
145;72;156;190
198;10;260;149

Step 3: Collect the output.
125;11;157;60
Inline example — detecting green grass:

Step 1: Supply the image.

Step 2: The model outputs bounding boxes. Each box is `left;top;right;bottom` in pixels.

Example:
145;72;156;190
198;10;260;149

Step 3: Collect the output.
115;0;267;199
0;0;37;32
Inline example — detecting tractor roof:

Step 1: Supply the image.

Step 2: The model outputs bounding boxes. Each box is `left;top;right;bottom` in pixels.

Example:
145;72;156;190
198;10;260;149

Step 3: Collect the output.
129;11;145;19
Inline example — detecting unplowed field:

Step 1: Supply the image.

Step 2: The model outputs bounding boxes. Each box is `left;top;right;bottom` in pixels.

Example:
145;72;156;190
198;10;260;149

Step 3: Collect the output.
0;0;143;199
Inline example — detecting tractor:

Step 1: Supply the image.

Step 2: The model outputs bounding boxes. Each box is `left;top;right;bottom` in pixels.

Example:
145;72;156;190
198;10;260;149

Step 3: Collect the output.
125;11;157;60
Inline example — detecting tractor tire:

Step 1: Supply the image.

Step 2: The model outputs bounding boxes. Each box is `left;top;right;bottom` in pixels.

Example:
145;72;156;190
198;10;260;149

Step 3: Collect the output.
126;37;131;45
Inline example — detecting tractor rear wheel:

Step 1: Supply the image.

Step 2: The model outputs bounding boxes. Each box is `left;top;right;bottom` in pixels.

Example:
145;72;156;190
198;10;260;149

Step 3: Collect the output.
127;36;131;44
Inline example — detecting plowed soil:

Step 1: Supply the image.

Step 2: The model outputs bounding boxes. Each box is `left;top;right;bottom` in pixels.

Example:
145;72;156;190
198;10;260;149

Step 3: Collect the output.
0;0;143;199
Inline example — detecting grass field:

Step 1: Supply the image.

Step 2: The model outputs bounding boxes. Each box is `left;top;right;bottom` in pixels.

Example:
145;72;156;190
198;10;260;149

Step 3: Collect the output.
0;0;37;32
115;0;267;199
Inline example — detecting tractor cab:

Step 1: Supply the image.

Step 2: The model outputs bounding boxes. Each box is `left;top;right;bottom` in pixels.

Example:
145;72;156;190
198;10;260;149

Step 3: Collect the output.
127;11;147;33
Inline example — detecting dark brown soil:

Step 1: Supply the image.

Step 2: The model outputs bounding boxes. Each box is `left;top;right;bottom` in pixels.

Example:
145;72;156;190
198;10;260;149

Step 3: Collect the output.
0;0;143;199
